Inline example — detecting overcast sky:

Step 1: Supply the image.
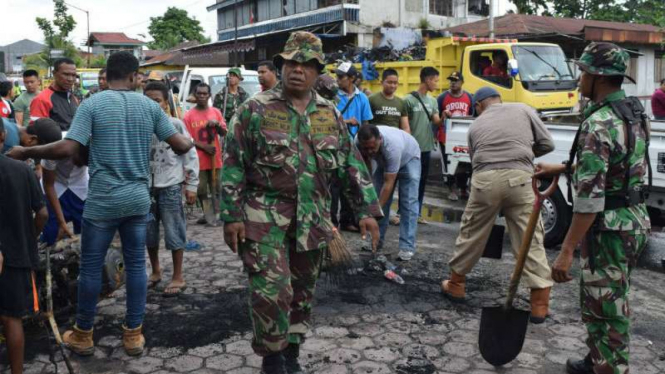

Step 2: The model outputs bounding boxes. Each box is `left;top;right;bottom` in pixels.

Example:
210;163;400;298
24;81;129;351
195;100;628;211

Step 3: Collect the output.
1;0;219;48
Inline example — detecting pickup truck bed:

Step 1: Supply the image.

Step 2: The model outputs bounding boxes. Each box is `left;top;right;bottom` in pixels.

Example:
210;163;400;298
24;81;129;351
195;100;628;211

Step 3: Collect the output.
443;117;665;247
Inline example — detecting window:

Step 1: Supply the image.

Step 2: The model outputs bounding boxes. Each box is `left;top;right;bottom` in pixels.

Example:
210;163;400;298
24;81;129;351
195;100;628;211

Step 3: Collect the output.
469;50;512;88
468;0;489;16
655;51;665;83
430;0;453;16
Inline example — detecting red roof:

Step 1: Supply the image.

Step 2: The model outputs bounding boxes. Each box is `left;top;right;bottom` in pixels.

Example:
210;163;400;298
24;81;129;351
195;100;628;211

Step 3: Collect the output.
445;14;664;40
87;32;144;46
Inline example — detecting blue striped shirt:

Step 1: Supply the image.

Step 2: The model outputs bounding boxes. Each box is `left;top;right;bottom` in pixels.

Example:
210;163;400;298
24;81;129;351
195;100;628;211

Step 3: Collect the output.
66;90;177;220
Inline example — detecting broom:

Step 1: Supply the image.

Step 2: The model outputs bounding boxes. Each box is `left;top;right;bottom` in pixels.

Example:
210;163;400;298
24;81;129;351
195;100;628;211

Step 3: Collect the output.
323;228;357;285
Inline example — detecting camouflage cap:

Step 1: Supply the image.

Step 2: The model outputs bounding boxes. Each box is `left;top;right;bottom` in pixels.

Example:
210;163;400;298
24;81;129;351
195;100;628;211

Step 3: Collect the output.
228;67;244;80
314;74;339;101
574;42;635;83
273;31;325;72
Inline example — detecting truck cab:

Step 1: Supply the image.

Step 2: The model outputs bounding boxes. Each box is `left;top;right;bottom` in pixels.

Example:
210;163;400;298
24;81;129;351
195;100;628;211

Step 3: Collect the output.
461;43;578;114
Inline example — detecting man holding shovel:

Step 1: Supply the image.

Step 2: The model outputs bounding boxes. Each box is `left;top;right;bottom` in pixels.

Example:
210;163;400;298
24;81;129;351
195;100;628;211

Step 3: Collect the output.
441;87;555;324
183;83;226;226
536;43;650;374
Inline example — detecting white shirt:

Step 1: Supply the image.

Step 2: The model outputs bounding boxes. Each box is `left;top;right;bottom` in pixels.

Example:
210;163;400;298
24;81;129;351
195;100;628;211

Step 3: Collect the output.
41;158;89;201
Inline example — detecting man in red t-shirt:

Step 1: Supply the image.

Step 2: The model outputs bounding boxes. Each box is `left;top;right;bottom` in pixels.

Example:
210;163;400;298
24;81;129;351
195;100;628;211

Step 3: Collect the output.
183;83;227;226
437;71;474;201
483;51;509;78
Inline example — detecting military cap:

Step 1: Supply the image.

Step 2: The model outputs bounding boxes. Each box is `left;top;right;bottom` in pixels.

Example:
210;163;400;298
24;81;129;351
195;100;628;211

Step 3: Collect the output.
228;67;244;80
575;42;635;83
273;31;325;72
314;74;339;101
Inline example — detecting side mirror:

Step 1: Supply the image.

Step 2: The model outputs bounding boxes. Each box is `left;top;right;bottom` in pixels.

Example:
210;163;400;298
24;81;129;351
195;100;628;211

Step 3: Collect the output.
508;59;519;77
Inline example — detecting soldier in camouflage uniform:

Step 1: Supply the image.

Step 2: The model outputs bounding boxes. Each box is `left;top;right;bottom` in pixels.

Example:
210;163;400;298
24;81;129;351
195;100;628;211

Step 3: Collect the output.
536;42;650;374
212;67;249;124
220;31;383;374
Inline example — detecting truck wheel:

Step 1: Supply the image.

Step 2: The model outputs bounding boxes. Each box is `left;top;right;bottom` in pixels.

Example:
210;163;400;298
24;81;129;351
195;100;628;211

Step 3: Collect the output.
539;181;570;248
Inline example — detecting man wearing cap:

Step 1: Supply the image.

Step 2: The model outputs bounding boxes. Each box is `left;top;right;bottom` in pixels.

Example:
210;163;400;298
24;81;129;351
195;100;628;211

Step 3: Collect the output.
220;31;382;374
536;43;650;374
314;74;339;103
213;67;249;124
441;86;555;324
437;71;474;201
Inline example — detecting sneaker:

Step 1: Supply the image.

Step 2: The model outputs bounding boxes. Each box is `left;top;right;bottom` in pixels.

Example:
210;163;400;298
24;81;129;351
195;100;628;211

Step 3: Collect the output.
417;216;427;224
397;250;414;261
389;214;400;226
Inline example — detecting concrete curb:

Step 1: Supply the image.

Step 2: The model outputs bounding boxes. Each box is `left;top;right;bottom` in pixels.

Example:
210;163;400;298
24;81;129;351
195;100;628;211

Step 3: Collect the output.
390;196;466;224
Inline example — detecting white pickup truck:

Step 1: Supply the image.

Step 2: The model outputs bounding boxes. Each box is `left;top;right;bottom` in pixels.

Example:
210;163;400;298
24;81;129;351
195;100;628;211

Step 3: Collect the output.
444;116;665;247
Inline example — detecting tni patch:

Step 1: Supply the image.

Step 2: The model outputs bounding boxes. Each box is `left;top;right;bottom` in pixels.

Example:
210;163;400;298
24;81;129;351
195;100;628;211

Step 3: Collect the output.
263;110;291;132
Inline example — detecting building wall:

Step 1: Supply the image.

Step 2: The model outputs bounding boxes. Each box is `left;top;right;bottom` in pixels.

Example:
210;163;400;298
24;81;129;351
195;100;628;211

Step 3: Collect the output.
0;40;45;73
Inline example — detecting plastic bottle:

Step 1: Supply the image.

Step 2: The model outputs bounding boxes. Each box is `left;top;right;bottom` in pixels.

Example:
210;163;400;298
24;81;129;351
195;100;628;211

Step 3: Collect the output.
384;270;405;284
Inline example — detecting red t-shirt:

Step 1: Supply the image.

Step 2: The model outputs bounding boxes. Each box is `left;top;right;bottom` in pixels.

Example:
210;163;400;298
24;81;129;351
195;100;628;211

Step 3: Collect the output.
0;99;13;118
483;64;508;78
442;93;472;117
183;107;226;170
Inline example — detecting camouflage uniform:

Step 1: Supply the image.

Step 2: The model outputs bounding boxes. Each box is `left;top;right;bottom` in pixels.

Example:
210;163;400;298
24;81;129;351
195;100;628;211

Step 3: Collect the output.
220;31;382;357
212;68;249;124
572;43;650;374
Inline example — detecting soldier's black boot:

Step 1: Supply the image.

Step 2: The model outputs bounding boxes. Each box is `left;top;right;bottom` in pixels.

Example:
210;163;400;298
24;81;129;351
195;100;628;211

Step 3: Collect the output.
261;352;287;374
284;343;306;374
566;354;594;374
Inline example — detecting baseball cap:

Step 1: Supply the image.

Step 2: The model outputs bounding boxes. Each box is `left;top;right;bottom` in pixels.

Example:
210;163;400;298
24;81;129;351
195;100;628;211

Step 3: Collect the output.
28;118;63;145
447;71;463;81
473;87;501;103
335;61;358;77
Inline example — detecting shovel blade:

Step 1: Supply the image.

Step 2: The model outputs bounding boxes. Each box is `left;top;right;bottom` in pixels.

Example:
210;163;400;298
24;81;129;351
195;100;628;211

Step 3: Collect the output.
479;305;530;366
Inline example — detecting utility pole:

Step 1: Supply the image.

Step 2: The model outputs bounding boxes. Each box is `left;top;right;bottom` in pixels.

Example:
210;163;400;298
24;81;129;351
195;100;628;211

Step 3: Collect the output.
65;2;90;66
489;0;495;39
233;0;239;67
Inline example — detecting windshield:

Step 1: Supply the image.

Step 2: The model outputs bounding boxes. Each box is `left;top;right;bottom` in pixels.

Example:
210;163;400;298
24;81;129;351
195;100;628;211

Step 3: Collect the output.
79;72;98;90
512;46;574;81
209;75;261;98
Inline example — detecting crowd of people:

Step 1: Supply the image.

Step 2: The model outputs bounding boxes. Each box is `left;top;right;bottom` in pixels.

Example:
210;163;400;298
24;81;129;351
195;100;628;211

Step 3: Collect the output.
0;32;651;374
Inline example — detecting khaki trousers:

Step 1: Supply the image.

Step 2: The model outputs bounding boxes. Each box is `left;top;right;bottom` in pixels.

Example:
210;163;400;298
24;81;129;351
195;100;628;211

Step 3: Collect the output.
450;169;553;289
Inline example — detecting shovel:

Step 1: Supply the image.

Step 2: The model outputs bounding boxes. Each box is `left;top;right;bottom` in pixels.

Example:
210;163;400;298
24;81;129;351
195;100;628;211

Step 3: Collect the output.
478;175;559;366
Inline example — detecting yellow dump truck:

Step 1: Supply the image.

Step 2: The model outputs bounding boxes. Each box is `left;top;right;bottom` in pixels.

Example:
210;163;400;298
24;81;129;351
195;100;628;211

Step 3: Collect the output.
330;36;578;114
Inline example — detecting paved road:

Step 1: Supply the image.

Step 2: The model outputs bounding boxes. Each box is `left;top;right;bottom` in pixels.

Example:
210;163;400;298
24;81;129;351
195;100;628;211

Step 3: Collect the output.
3;216;665;374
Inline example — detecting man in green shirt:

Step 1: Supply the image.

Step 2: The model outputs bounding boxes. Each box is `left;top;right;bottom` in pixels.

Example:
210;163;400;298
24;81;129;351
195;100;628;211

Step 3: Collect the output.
14;70;41;127
369;69;410;132
404;67;443;223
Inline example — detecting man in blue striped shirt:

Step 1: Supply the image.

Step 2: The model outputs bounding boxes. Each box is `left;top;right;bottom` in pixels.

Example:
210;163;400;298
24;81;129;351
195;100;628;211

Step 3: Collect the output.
7;52;193;357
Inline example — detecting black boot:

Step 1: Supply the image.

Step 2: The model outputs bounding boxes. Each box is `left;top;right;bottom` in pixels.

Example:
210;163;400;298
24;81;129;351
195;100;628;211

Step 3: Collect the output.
566;354;594;374
261;352;287;374
284;343;306;374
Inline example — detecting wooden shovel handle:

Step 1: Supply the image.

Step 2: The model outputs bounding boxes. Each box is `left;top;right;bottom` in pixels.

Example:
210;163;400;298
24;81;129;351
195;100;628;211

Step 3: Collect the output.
504;175;559;309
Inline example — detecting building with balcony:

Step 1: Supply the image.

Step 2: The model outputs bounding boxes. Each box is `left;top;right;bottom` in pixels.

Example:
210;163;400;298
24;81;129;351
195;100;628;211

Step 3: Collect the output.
184;0;512;67
85;32;145;59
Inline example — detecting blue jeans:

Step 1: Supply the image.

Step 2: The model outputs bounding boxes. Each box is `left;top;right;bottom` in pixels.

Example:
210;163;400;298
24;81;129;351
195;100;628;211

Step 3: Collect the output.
42;189;85;246
418;151;431;215
146;185;187;251
373;158;421;252
77;214;149;330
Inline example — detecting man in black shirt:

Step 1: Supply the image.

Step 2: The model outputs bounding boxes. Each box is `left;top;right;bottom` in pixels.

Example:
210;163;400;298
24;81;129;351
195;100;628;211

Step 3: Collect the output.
0;119;48;374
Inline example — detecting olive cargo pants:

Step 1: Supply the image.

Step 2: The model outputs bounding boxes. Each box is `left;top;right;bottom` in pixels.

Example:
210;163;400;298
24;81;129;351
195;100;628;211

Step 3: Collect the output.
449;169;554;290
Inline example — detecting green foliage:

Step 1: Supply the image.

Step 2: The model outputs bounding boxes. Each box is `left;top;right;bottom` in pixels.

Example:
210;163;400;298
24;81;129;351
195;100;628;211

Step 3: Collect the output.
34;0;80;70
417;18;432;30
89;55;107;68
148;7;209;50
508;0;665;26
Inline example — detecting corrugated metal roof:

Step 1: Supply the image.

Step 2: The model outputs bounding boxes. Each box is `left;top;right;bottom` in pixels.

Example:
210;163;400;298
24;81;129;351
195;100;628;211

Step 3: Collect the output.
445;14;664;43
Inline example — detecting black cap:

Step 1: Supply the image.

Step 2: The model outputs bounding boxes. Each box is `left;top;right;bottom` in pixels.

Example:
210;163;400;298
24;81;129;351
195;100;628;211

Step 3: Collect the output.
447;71;463;81
28;118;63;145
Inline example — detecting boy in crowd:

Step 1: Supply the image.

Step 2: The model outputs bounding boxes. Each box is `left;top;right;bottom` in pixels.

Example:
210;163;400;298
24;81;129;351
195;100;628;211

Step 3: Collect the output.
0;118;49;374
369;69;410;132
144;81;200;295
183;83;226;226
14;70;41;127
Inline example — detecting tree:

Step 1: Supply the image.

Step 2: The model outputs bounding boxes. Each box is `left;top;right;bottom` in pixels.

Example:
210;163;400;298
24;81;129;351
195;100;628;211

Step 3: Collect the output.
148;7;210;50
33;0;81;70
508;0;665;26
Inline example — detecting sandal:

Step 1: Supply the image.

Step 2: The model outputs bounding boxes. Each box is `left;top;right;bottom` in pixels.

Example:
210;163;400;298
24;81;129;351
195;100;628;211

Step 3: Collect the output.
148;272;162;289
163;282;187;298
